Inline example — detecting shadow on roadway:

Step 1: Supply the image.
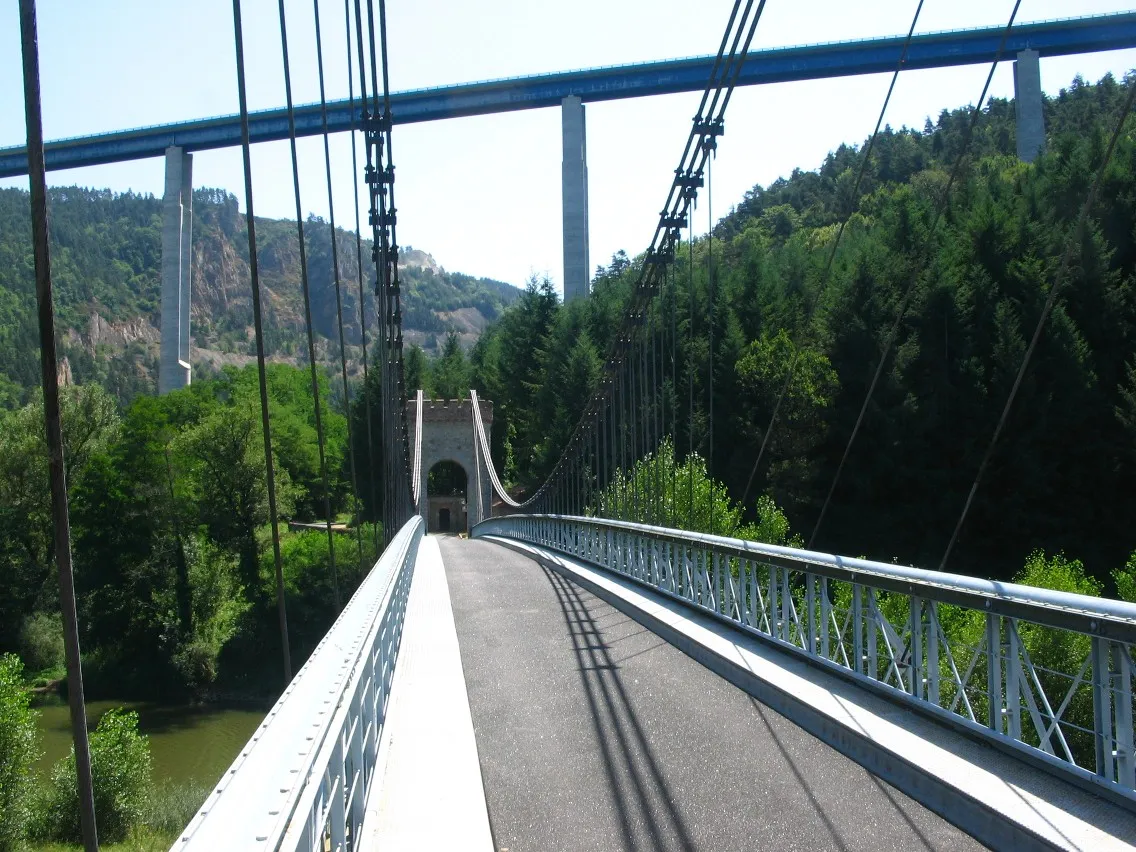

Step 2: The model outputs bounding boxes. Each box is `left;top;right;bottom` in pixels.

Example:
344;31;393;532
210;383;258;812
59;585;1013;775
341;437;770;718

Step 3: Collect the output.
541;563;695;851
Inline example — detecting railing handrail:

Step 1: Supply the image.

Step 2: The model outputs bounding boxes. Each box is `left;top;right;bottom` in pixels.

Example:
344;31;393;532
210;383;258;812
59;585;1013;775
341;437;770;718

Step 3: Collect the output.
485;514;1136;643
174;515;424;851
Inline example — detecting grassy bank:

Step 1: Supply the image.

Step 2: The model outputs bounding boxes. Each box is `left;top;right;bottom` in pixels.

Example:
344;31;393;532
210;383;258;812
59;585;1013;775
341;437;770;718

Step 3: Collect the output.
29;780;209;852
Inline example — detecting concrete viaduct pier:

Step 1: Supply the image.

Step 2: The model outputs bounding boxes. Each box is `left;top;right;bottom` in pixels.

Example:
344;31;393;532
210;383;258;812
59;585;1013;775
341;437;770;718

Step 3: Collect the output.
159;146;193;394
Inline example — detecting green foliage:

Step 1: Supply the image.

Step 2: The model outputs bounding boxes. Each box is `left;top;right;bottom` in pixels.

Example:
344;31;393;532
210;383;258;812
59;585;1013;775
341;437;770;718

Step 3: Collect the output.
1115;552;1136;603
594;438;800;546
0;385;121;652
19;612;65;675
403;344;430;396
0;362;365;699
42;709;153;844
169;536;250;690
0;655;38;852
431;331;471;400
176;403;296;592
261;530;374;657
142;780;212;837
470;72;1136;585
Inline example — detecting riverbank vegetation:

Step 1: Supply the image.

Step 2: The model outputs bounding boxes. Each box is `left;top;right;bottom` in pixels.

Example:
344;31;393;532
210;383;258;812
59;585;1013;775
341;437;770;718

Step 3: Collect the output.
0;363;380;702
1;656;207;850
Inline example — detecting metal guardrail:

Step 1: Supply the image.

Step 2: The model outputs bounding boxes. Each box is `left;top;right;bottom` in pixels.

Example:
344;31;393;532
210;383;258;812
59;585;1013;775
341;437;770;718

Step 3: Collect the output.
174;515;424;851
474;514;1136;803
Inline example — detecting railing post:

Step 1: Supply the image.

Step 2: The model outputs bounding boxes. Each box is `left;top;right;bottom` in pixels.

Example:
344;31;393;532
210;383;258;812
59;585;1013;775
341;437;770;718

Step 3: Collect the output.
1093;637;1116;781
986;612;1002;733
852;584;864;675
807;576;817;656
704;549;715;611
909;595;922;700
768;566;778;640
712;552;723;615
330;736;346;852
1006;620;1022;741
1116;644;1135;789
748;561;758;630
926;601;940;706
866;590;878;679
820;577;830;658
780;566;791;643
349;689;366;844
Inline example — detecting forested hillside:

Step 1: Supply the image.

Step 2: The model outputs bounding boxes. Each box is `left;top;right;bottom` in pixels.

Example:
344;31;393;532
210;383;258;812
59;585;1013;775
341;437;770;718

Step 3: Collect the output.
0;186;519;407
467;72;1136;586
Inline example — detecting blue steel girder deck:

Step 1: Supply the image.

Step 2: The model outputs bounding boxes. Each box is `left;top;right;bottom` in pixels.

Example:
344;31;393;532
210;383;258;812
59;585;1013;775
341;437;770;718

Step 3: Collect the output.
0;12;1133;178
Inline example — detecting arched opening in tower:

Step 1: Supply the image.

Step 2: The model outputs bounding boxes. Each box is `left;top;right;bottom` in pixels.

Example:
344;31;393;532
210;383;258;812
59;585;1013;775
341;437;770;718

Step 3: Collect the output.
427;459;468;533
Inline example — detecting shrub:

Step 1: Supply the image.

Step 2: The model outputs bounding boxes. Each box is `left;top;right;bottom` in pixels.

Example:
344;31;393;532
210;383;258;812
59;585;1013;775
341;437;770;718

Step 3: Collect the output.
170;535;250;690
19;611;65;674
43;708;152;844
1114;551;1136;603
0;654;38;852
144;780;211;836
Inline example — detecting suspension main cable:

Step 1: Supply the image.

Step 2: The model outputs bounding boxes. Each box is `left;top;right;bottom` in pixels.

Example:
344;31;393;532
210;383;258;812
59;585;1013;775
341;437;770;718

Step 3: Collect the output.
939;77;1136;571
377;0;415;523
808;0;1022;549
483;0;766;516
344;0;380;552
740;0;930;507
275;0;341;608
470;388;522;507
312;0;365;573
412;389;423;506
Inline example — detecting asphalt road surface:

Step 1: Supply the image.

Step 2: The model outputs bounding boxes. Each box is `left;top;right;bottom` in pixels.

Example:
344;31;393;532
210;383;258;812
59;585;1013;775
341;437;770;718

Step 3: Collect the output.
440;535;986;852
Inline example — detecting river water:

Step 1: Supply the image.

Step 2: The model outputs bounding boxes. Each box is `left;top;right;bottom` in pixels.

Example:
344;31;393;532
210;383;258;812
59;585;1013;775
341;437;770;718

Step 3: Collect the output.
34;699;266;787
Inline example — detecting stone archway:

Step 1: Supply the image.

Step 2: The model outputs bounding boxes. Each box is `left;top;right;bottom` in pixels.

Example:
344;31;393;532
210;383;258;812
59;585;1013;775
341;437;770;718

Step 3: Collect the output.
427;459;467;533
407;397;494;533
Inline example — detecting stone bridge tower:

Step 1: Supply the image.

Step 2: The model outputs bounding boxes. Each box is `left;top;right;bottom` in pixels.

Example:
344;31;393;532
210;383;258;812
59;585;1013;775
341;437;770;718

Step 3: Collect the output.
406;397;494;533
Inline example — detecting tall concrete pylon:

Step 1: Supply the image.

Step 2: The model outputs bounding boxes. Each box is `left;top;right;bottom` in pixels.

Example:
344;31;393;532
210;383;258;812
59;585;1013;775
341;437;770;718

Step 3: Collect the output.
160;146;193;394
561;95;590;303
1014;49;1046;163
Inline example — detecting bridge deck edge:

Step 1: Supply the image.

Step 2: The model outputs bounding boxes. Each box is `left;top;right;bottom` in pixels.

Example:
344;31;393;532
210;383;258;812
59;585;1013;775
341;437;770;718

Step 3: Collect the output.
360;535;494;850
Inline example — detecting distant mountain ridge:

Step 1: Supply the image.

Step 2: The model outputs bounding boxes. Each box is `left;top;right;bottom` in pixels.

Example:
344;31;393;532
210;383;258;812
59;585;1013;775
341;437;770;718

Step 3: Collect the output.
0;186;520;406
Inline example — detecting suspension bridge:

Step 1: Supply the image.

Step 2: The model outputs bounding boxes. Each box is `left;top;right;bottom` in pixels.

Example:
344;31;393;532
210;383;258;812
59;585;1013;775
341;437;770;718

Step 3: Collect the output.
10;0;1136;849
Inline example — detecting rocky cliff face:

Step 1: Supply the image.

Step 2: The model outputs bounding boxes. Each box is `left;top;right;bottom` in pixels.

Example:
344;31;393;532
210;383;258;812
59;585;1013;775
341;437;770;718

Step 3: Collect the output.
0;187;520;404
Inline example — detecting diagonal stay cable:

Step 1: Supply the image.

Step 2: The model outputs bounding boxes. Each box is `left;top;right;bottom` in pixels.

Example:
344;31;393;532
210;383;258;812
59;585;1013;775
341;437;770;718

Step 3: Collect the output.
230;0;291;680
939;77;1136;571
809;0;1024;549
740;0;930;507
312;0;366;574
276;0;340;608
344;0;380;553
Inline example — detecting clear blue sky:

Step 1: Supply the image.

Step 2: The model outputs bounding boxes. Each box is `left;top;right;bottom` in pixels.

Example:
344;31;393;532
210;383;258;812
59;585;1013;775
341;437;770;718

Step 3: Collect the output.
2;0;1135;295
